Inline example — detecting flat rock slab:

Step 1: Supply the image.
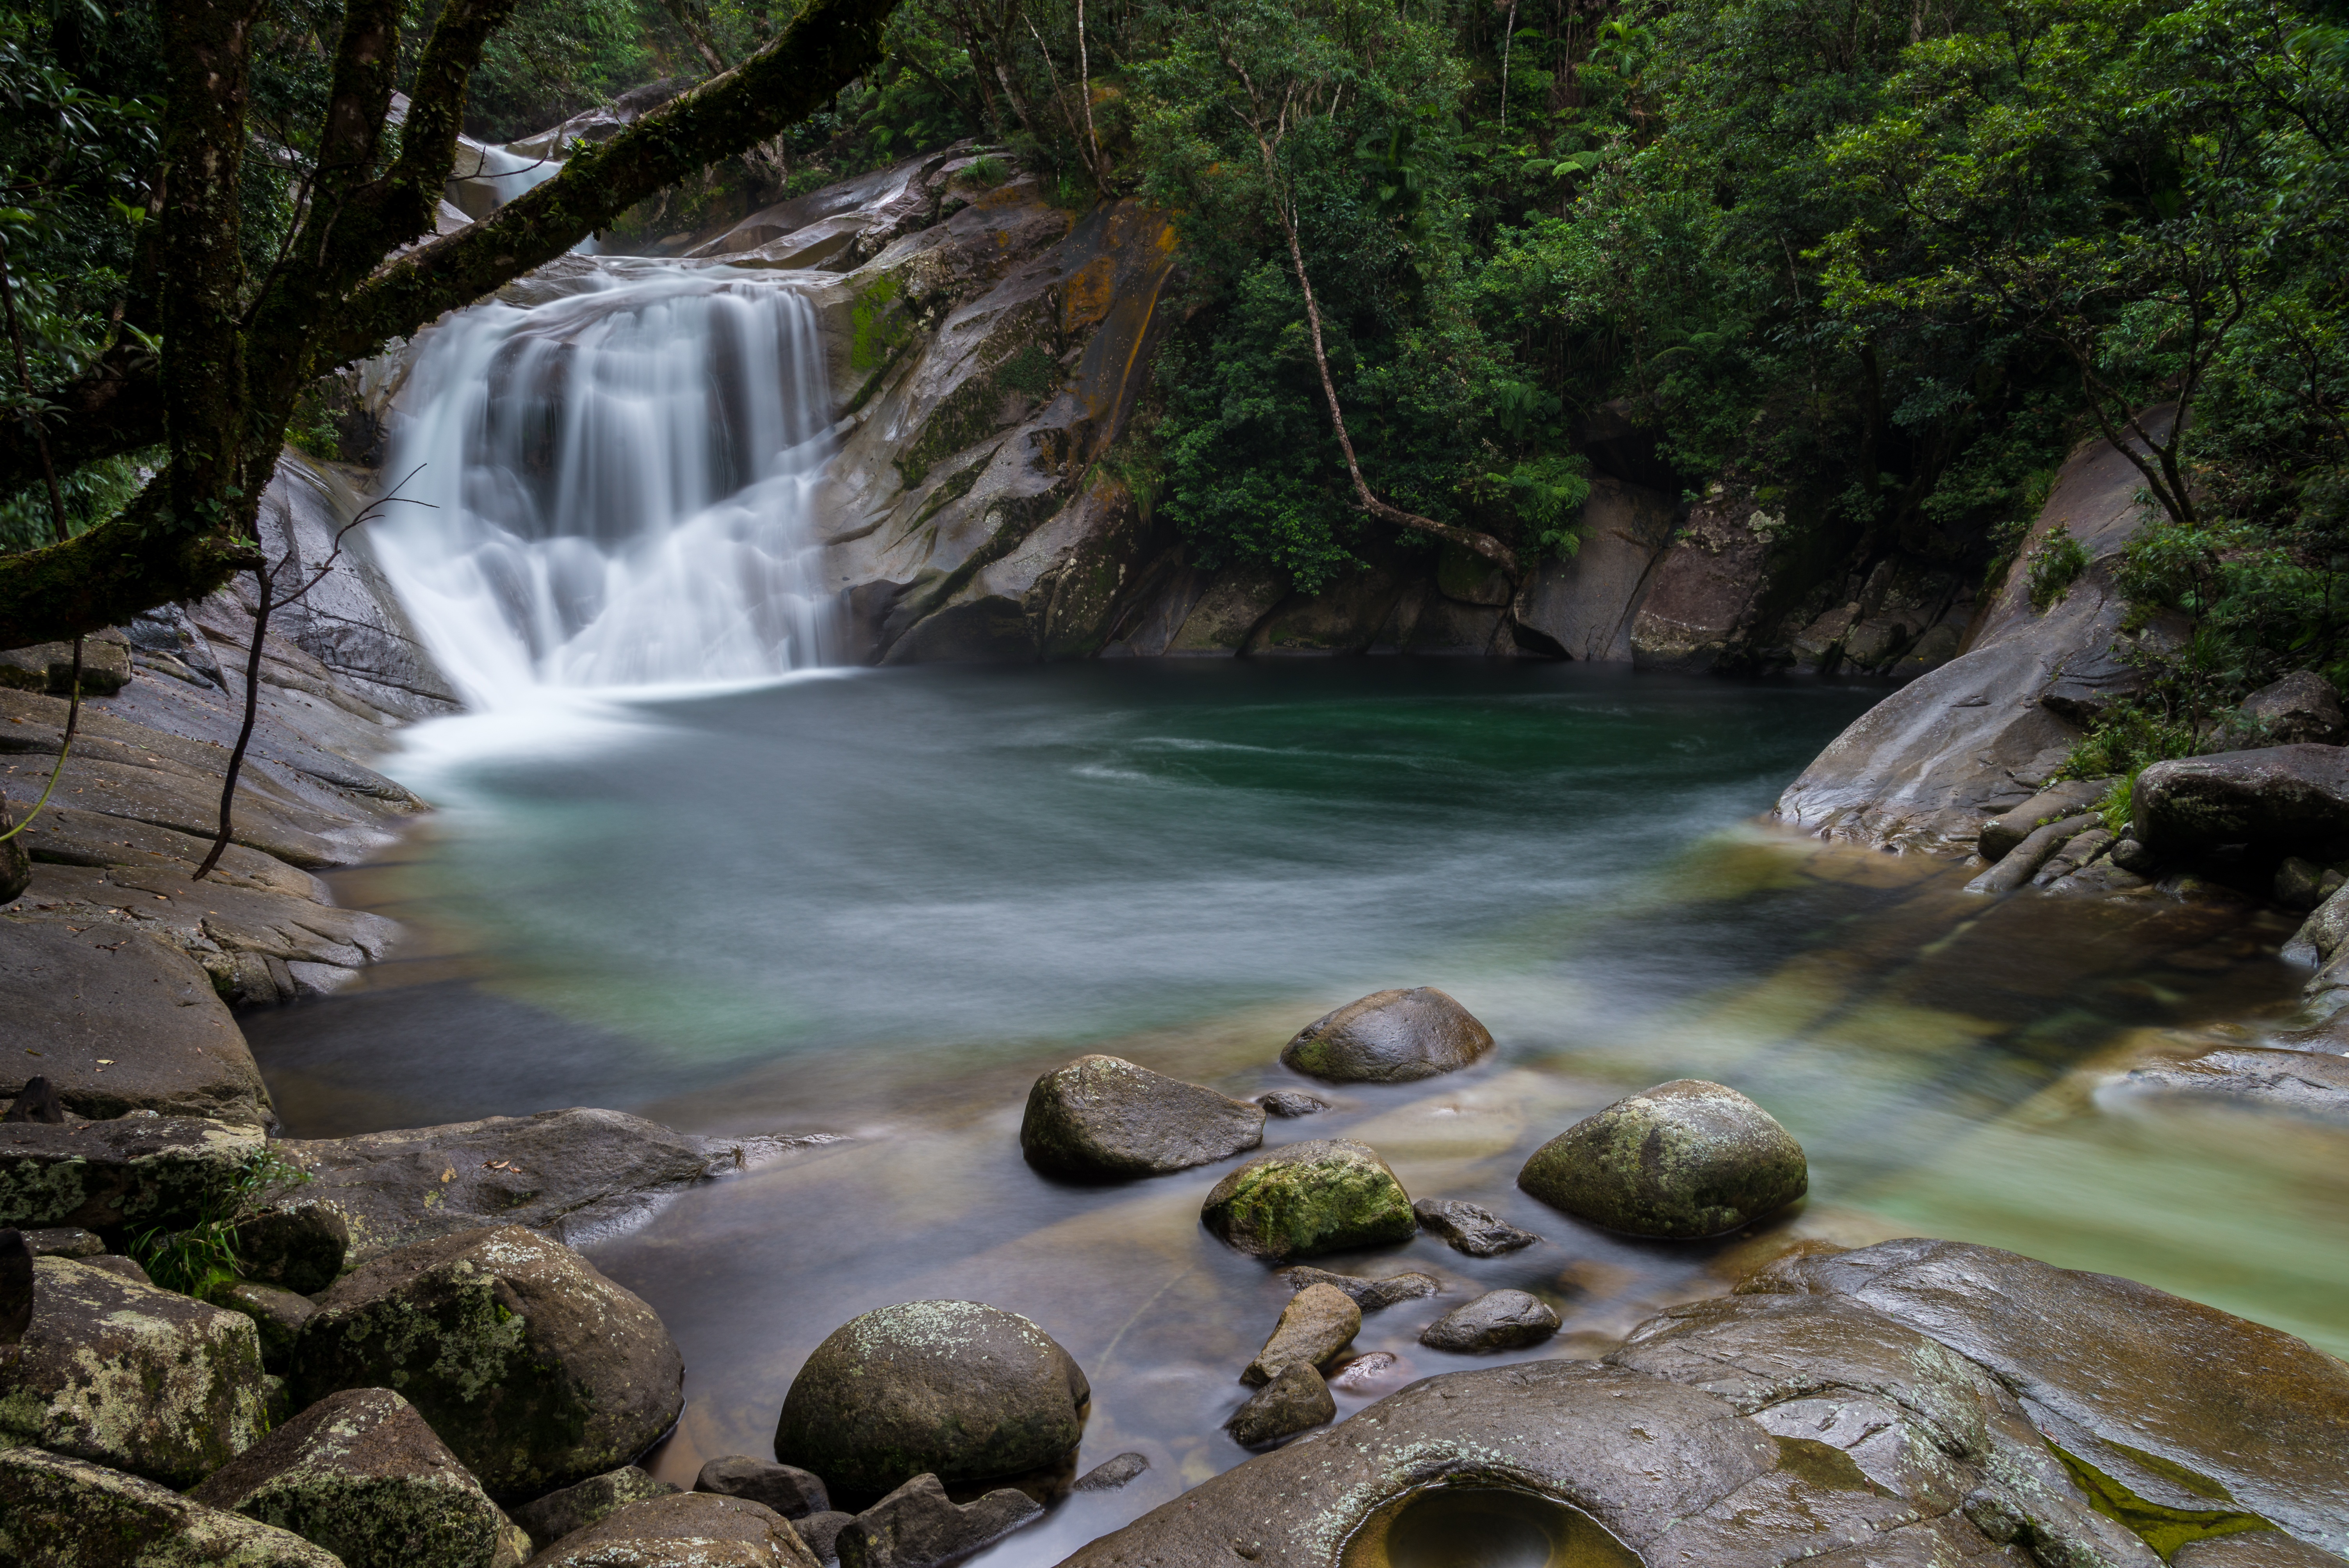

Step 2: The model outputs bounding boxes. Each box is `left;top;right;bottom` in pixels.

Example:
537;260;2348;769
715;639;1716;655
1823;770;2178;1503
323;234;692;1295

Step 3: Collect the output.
5;1256;270;1488
1277;1265;1440;1311
293;1225;685;1502
0;921;268;1125
1747;1238;2349;1555
2120;1047;2349;1121
190;1386;506;1568
1279;987;1494;1083
526;1491;818;1568
0;1447;342;1568
2135;745;2349;854
277;1105;818;1264
1019;1055;1264;1179
0;1111;262;1231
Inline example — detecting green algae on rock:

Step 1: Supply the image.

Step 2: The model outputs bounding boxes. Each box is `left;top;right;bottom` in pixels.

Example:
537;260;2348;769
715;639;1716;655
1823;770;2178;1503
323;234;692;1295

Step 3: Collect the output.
773;1299;1087;1502
0;1112;263;1233
1279;987;1495;1083
1202;1138;1418;1260
1517;1080;1805;1239
2;1256;271;1488
291;1225;684;1502
1019;1053;1265;1180
190;1386;505;1568
0;1447;342;1568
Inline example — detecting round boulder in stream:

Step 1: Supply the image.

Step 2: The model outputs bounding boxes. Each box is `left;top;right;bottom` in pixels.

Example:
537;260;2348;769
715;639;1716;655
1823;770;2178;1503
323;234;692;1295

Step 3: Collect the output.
773;1300;1088;1501
1517;1080;1805;1238
1201;1139;1417;1259
1279;988;1494;1083
1020;1054;1265;1178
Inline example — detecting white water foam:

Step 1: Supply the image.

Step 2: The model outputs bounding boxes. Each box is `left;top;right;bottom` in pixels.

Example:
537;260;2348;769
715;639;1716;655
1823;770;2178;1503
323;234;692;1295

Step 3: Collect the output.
369;257;839;709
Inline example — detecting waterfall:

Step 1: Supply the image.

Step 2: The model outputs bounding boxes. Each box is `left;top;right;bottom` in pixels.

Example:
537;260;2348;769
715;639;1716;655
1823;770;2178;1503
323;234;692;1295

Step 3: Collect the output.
369;258;836;706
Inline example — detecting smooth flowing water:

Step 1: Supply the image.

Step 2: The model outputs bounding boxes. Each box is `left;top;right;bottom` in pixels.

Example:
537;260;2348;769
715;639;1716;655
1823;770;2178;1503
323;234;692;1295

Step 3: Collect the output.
250;663;2349;1565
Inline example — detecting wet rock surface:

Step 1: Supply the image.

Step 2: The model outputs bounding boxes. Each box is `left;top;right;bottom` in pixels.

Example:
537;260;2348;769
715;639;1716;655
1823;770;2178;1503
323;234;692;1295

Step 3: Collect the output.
1412;1196;1540;1256
277;1106;821;1265
524;1491;818;1568
774;1299;1087;1501
0;1447;342;1568
2134;744;2349;855
513;1466;681;1549
1225;1362;1335;1449
1244;1282;1360;1385
292;1225;685;1501
1418;1289;1560;1352
1019;1055;1265;1179
188;1386;504;1568
1979;778;2114;862
836;1474;1042;1568
1518;1079;1807;1238
1073;1453;1150;1493
1201;1139;1417;1259
1278;987;1494;1083
4;1256;270;1487
2119;1046;2349;1121
1256;1091;1330;1118
1277;1265;1441;1310
699;1456;832;1519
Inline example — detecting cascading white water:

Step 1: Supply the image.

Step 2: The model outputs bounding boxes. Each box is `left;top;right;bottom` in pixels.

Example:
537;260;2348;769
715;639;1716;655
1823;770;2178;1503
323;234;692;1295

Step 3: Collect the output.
370;258;836;705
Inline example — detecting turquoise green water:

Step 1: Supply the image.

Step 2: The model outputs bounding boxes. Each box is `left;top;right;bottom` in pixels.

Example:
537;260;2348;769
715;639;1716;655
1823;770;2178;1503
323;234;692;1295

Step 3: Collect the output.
245;660;2349;1566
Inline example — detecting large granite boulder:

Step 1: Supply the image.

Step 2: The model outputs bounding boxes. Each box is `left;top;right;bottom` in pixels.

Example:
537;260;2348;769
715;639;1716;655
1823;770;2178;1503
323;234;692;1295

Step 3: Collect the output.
0;923;270;1126
1200;1139;1417;1260
291;1225;685;1501
1278;988;1495;1083
2234;672;2347;747
835;1474;1041;1568
1518;1080;1806;1239
2132;745;2349;854
189;1386;505;1568
0;1447;342;1568
523;1491;817;1568
1019;1055;1264;1179
0;1112;262;1232
2;1256;271;1487
276;1106;810;1265
773;1300;1088;1501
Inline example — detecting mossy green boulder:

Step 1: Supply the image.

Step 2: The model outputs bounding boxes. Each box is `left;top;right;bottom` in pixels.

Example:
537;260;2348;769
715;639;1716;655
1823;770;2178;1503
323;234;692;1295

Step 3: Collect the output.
773;1300;1088;1502
1200;1139;1417;1259
0;1448;341;1568
191;1387;504;1568
1;1256;271;1488
1517;1080;1805;1239
291;1225;684;1502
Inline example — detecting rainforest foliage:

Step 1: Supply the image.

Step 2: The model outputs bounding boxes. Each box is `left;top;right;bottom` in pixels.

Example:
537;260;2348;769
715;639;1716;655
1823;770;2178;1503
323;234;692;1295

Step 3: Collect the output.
0;0;2345;719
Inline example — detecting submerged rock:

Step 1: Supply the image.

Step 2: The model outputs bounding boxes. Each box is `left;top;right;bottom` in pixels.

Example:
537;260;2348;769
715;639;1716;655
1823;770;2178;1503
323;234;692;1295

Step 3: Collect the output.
1279;987;1494;1083
1518;1080;1807;1239
1413;1197;1540;1256
524;1491;816;1568
774;1300;1087;1501
514;1466;680;1550
292;1225;684;1501
1418;1289;1561;1352
698;1456;831;1519
1226;1363;1335;1449
189;1386;504;1568
1201;1139;1417;1260
1257;1090;1330;1118
2121;1046;2349;1122
1278;1265;1441;1310
0;1447;341;1568
835;1474;1041;1568
2134;745;2349;855
1245;1282;1360;1385
1019;1054;1265;1179
1073;1452;1150;1493
4;1256;270;1487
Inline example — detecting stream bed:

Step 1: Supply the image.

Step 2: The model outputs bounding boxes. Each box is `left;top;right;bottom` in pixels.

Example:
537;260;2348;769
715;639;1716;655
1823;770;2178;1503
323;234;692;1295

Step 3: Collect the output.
243;659;2349;1565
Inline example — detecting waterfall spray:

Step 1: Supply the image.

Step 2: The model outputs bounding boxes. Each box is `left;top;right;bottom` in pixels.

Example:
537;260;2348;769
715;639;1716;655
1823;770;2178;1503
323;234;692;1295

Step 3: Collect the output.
371;258;837;706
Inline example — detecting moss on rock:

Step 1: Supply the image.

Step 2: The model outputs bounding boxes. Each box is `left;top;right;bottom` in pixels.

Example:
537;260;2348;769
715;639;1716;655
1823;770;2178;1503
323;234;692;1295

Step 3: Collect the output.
1200;1139;1417;1260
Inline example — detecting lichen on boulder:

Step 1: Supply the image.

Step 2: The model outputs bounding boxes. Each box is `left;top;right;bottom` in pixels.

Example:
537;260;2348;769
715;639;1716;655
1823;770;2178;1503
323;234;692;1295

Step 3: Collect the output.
524;1489;817;1568
773;1299;1087;1502
291;1224;684;1501
1;1256;271;1488
189;1386;505;1568
0;1447;342;1568
1518;1080;1806;1238
1201;1139;1417;1260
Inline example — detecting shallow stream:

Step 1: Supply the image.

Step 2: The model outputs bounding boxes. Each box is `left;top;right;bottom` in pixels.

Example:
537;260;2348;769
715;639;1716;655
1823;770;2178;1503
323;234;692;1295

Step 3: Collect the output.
247;659;2349;1566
